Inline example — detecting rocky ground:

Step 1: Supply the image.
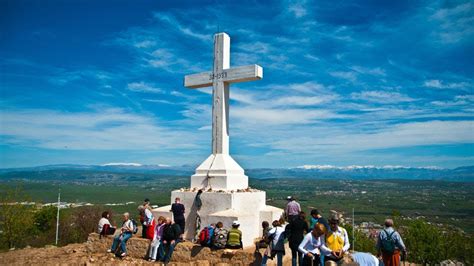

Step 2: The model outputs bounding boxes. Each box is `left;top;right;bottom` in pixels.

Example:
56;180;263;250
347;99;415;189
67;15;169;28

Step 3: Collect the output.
0;233;423;265
0;233;286;265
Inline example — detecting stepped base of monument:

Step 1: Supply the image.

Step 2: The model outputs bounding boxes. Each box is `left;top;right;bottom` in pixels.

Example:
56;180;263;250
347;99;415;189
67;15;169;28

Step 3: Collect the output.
152;189;283;247
191;153;249;191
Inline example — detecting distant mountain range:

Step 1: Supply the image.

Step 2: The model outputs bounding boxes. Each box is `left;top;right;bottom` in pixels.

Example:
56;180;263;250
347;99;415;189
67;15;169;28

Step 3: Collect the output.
0;163;472;182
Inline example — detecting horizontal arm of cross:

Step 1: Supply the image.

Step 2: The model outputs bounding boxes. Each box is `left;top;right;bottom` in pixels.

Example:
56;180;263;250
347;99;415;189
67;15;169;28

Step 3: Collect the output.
184;64;263;89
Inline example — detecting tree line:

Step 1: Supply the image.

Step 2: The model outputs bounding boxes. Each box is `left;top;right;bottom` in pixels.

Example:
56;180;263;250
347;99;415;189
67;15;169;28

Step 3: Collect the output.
1;186;472;264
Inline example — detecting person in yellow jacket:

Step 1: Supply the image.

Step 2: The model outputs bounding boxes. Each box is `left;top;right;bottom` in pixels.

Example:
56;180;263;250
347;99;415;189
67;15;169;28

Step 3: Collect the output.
323;212;350;264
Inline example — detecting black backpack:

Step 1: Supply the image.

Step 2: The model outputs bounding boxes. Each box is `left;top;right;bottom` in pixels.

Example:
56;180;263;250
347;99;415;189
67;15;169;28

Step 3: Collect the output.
381;229;396;253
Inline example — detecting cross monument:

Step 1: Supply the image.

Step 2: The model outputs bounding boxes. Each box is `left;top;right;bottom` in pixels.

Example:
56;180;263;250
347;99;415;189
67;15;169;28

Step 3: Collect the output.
152;32;283;247
184;32;263;191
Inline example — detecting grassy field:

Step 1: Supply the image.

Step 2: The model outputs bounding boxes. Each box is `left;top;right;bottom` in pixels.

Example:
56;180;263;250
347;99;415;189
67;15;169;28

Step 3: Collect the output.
252;178;474;232
2;177;473;232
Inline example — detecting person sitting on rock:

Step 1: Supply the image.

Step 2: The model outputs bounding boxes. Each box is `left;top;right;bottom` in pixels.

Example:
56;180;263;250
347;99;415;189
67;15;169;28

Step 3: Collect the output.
108;212;134;257
212;221;228;249
198;223;215;247
323;212;350;263
226;221;243;249
159;217;181;264
255;221;271;251
98;211;116;237
148;216;166;262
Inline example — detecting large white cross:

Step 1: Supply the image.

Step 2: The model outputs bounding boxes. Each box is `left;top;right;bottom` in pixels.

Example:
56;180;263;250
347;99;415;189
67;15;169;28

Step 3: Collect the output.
184;32;263;155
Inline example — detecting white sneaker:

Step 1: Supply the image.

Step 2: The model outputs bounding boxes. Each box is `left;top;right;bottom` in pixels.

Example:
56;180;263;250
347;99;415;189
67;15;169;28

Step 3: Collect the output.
107;249;112;253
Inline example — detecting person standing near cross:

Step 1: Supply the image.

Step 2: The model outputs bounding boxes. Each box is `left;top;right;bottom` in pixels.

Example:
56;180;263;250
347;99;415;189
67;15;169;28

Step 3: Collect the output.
184;32;263;191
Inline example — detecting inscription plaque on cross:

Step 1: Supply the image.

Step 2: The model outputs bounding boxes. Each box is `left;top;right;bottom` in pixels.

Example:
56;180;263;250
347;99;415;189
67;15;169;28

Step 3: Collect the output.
184;32;263;190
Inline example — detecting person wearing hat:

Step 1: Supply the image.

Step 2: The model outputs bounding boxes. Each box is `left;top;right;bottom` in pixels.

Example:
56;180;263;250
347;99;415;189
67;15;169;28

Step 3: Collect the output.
323;212;350;263
285;196;301;223
376;218;407;266
226;221;243;249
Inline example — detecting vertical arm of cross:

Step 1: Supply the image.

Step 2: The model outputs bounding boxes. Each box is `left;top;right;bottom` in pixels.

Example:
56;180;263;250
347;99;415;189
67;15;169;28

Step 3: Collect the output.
212;33;230;155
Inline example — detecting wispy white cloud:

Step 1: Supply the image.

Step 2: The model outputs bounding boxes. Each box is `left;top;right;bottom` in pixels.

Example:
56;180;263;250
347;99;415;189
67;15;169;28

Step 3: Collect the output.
351;66;386;77
289;4;307;18
232;106;342;125
351;90;415;104
144;99;174;105
146;48;194;73
237;41;272;54
430;2;474;43
0;108;201;150
153;12;211;42
134;40;157;48
430;95;474;107
423;79;470;89
269;120;474;153
127;82;163;94
329;71;357;82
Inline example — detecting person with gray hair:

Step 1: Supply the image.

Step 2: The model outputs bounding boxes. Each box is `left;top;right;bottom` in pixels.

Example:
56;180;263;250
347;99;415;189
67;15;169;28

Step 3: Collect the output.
108;212;135;257
376;218;407;266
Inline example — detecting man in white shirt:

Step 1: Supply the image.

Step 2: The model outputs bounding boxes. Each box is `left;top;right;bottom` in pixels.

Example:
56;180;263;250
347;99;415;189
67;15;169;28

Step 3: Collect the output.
108;212;134;257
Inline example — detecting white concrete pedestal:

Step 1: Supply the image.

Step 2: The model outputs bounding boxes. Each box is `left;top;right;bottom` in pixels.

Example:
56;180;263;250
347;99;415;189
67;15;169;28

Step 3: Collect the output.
191;154;248;191
152;189;283;247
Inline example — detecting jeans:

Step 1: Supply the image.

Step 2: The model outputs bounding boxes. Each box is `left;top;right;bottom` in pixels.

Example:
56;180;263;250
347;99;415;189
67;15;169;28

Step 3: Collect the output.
111;232;132;254
261;251;283;266
160;241;176;262
291;248;303;266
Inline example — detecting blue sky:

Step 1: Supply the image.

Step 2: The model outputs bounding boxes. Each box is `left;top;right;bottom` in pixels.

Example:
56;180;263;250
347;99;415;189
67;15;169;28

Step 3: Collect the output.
1;0;473;169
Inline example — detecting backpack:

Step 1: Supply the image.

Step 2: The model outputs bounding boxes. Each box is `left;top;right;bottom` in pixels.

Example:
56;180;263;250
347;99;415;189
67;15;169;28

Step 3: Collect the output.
213;228;228;249
199;226;214;246
130;219;138;234
207;226;215;245
381;229;396;253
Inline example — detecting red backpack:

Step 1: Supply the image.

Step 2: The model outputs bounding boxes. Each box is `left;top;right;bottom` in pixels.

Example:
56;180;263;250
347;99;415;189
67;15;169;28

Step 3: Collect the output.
199;226;212;246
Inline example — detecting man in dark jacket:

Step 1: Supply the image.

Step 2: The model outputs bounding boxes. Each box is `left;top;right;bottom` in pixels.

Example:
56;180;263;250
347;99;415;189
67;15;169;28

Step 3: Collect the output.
160;217;181;263
171;197;185;236
285;211;309;266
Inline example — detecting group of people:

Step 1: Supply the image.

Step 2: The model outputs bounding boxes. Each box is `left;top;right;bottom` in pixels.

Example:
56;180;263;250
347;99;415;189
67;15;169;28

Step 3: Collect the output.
252;196;407;266
196;220;244;249
97;198;185;263
97;195;407;266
